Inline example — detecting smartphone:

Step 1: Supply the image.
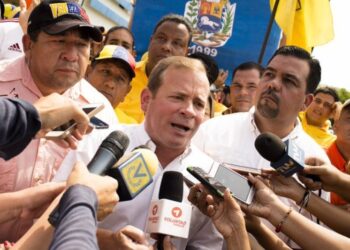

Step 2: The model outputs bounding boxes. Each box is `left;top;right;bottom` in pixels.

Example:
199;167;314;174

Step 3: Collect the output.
187;166;226;198
222;163;262;176
44;103;105;139
214;164;255;205
90;116;109;129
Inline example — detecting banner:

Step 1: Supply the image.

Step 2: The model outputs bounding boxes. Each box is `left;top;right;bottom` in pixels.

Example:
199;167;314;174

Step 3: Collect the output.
271;0;334;52
132;0;281;84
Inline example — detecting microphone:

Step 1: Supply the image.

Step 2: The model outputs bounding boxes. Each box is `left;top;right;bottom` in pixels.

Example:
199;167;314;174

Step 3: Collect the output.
49;131;129;227
87;130;130;175
106;147;159;201
255;132;320;180
146;171;192;249
255;132;304;176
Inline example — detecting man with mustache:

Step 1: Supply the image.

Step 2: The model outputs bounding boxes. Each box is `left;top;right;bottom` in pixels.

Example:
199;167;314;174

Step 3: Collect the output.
223;62;263;115
193;46;331;247
0;0;118;241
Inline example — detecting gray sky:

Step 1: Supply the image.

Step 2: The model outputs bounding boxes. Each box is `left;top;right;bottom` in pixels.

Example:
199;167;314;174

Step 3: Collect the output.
312;0;350;90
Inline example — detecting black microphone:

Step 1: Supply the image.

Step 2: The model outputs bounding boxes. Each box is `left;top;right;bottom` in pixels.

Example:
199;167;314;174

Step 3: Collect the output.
87;130;130;175
159;171;183;202
146;171;192;250
48;131;129;227
255;132;305;176
255;132;320;181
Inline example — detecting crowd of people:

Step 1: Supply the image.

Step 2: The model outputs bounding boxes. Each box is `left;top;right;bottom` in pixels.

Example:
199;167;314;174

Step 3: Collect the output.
0;0;349;249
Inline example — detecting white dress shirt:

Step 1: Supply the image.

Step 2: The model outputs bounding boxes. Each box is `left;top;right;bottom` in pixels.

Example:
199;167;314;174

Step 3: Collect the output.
193;108;331;247
56;123;224;250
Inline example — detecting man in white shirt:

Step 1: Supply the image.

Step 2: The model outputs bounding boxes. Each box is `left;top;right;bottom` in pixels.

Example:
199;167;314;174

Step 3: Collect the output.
193;46;330;247
57;56;223;249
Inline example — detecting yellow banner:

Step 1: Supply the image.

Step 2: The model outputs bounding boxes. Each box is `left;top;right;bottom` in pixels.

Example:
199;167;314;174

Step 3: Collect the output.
270;0;334;51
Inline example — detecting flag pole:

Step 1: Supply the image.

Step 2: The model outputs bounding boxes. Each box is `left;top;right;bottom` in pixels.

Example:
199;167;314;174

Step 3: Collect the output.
258;0;280;64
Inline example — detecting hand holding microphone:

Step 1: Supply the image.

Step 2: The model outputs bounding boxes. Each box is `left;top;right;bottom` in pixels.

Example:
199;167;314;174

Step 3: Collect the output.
301;157;347;192
67;162;119;221
49;130;130;226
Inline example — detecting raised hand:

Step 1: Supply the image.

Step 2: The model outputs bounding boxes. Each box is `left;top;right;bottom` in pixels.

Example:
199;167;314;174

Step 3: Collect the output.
67;162;119;220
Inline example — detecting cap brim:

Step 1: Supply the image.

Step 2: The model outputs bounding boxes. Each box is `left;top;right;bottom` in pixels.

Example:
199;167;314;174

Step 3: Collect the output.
43;19;102;42
95;57;135;78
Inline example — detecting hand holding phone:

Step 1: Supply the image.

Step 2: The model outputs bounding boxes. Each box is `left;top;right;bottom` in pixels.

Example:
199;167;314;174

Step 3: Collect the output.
187;165;255;205
214;165;255;205
187;166;226;198
44;103;106;139
223;163;262;176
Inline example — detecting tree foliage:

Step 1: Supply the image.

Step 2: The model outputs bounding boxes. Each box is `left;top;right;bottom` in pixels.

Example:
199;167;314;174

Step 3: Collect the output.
336;88;350;103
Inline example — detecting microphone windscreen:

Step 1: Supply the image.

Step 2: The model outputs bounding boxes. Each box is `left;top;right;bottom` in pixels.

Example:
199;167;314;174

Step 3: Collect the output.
255;132;285;162
101;130;130;159
159;171;183;202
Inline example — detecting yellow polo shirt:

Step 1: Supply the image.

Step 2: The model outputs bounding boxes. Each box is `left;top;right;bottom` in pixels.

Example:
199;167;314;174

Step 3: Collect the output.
118;60;148;123
115;107;137;124
298;111;336;149
213;100;227;117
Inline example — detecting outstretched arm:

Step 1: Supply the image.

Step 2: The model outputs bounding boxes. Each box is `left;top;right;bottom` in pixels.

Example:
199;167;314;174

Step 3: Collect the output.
242;175;350;250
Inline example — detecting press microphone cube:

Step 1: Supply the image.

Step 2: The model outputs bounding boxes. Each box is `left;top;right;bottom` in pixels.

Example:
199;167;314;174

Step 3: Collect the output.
271;140;305;177
146;199;192;239
106;150;154;201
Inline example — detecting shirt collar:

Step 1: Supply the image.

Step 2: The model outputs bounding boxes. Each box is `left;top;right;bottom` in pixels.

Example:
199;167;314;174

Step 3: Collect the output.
136;123;193;166
250;107;302;141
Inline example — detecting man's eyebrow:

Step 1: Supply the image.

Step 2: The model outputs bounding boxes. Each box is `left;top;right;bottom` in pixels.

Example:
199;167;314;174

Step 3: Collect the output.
284;73;300;82
264;66;276;72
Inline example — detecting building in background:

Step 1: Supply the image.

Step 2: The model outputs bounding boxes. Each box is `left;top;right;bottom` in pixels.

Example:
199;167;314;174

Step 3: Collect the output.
82;0;133;30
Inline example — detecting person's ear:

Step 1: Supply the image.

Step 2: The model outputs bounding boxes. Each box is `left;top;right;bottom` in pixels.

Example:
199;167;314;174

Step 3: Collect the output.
22;34;32;52
126;83;132;94
301;94;313;111
141;88;152;113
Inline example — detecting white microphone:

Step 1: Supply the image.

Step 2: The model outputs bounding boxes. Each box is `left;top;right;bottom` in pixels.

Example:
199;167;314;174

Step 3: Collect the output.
146;171;192;249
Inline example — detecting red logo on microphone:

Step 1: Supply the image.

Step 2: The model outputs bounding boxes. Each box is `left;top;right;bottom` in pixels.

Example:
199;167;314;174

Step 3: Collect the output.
171;207;182;218
152;205;158;215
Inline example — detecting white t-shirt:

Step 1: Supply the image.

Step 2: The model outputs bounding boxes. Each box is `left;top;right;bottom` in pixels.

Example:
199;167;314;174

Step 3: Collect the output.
0;20;24;60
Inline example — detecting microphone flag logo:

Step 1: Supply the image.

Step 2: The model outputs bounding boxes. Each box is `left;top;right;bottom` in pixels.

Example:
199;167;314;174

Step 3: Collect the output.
172;207;182;218
152;204;158;215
